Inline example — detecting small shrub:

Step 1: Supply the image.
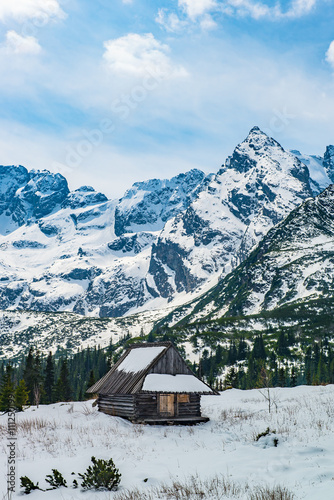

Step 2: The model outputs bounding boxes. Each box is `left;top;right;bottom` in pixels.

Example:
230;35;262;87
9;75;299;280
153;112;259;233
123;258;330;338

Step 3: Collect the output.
79;456;121;491
45;469;67;489
20;476;41;494
255;427;276;441
250;484;295;499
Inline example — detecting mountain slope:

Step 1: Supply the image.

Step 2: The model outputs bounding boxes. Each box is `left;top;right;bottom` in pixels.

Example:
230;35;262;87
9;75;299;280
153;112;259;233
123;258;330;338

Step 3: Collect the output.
0;128;332;325
159;183;334;330
147;127;315;301
0;168;209;318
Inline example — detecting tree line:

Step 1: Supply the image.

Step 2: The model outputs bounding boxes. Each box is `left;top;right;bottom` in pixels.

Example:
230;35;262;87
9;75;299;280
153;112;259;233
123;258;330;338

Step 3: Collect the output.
192;333;334;390
1;329;334;412
0;344;114;412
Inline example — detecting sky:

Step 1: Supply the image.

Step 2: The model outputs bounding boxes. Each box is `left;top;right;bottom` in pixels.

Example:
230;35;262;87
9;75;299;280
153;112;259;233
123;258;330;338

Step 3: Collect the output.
1;0;334;198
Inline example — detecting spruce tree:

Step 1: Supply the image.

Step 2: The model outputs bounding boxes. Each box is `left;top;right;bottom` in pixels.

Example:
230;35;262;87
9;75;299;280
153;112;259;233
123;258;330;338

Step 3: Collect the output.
33;350;43;407
88;370;95;388
237;338;248;360
23;347;35;404
44;352;55;404
15;379;29;411
55;359;72;402
227;341;237;365
277;331;290;358
253;334;266;360
278;367;286;387
290;366;297;387
0;365;15;412
215;344;223;365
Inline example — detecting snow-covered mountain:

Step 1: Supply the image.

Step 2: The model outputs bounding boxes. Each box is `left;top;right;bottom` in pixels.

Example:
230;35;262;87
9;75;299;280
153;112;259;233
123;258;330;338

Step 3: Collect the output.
0;167;210;318
159;183;334;329
0;127;332;324
146;127;318;301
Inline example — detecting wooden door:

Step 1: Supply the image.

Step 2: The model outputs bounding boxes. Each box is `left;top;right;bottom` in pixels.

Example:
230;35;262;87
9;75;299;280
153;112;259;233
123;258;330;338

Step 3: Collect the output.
159;394;174;416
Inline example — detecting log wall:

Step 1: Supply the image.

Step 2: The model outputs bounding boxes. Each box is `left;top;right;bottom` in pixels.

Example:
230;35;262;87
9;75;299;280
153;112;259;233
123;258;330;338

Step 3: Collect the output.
135;394;159;419
98;393;202;421
177;394;201;417
98;394;136;419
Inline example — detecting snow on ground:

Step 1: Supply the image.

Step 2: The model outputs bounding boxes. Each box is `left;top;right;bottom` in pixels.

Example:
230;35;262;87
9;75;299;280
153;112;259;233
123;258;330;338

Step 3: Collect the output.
1;385;334;499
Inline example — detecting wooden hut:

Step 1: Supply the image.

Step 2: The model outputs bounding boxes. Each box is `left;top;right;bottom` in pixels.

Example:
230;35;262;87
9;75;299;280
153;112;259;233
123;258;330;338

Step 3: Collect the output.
87;342;217;424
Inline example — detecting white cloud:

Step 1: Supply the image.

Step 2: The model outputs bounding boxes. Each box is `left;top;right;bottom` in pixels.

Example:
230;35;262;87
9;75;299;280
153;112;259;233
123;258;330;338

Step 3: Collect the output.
326;41;334;69
223;0;320;19
200;13;218;29
175;0;321;22
155;9;188;32
0;0;65;22
287;0;317;17
224;0;271;19
3;30;41;55
103;33;187;78
179;0;217;19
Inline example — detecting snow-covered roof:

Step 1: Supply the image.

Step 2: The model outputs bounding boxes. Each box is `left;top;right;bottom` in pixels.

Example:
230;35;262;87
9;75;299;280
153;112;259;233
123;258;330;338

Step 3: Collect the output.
117;346;166;374
142;374;214;393
87;342;216;395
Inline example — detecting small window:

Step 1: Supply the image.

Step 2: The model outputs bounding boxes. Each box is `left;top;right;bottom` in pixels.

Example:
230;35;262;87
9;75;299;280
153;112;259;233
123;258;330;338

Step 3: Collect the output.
177;394;189;403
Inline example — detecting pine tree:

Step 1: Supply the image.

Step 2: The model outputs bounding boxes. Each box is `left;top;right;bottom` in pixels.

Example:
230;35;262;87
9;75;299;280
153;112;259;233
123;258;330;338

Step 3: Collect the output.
87;370;95;390
215;344;223;365
253;334;266;360
15;379;29;411
23;347;35;404
278;367;286;387
55;360;72;402
43;352;55;404
33;350;43;407
290;366;297;387
227;341;237;365
276;331;290;358
246;353;256;389
317;353;327;384
0;365;15;412
237;338;248;360
147;331;155;343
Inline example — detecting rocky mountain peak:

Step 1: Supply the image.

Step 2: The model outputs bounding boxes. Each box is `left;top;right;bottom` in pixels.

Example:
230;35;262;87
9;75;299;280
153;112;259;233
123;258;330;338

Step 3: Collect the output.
114;168;210;236
323;145;334;183
62;185;108;209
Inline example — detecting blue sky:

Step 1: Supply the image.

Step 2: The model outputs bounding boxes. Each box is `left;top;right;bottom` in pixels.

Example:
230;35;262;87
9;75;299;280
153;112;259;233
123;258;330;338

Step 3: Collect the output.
1;0;334;197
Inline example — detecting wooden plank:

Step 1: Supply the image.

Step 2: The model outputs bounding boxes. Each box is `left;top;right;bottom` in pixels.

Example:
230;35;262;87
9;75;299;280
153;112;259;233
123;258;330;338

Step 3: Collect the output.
159;394;175;416
177;394;190;403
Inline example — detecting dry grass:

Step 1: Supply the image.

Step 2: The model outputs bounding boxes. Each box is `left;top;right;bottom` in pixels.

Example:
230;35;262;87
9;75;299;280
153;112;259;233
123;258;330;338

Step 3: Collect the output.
113;475;294;500
249;485;295;500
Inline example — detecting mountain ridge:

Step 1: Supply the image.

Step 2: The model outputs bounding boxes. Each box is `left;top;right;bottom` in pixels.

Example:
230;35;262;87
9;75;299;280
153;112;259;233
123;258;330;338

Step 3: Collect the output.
0;127;332;335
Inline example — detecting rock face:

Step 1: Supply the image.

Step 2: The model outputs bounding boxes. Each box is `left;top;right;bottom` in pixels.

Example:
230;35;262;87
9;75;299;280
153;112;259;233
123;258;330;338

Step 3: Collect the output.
114;169;212;236
323;145;334;183
0;129;332;319
291;150;331;195
146;127;315;300
0;166;69;232
0;166;210;317
62;186;108;209
172;183;334;324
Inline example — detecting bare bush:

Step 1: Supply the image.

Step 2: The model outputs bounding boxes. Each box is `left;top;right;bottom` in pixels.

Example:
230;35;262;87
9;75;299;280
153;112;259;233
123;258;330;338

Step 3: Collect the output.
113;474;293;500
250;484;295;500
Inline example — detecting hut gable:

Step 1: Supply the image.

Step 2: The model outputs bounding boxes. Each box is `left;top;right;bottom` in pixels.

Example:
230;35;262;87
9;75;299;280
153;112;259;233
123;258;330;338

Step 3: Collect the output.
148;344;192;376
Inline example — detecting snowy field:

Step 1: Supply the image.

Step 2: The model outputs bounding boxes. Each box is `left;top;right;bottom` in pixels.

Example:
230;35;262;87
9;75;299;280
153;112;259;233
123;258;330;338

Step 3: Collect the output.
1;385;334;499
